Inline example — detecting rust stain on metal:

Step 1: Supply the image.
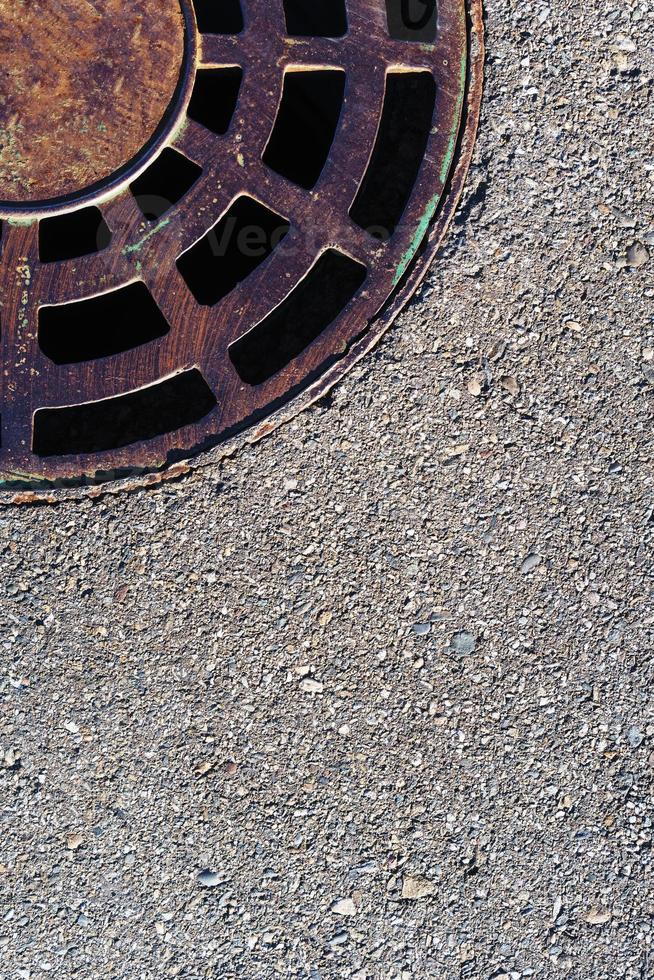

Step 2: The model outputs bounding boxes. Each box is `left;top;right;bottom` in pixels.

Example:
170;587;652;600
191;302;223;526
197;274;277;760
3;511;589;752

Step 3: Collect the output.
0;0;185;203
0;0;483;499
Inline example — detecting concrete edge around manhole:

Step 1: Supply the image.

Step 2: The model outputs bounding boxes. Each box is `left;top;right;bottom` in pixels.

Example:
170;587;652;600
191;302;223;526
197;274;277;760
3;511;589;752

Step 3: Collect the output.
0;1;485;508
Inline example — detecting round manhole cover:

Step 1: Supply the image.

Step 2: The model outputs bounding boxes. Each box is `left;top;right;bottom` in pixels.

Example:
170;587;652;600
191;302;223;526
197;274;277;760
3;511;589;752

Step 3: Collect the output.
0;0;483;493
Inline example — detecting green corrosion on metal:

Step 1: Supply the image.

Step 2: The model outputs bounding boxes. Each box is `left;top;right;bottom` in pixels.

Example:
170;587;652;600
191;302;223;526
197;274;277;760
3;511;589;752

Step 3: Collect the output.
393;49;468;288
393;193;440;287
122;216;171;256
439;50;468;184
0;471;47;487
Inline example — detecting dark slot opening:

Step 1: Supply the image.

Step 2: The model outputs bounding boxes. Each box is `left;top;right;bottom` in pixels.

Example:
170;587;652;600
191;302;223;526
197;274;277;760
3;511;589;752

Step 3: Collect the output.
350;72;436;239
283;0;347;37
230;249;366;385
33;369;217;457
263;70;345;190
177;196;290;307
188;68;243;135
39;207;111;263
130;148;202;221
39;282;170;364
385;0;438;42
192;0;244;33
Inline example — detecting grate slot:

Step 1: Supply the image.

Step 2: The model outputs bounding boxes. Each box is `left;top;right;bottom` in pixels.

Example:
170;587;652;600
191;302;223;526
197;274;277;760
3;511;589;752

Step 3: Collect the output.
230;249;367;385
385;0;438;41
188;68;243;135
177;196;290;307
263;70;346;190
192;0;244;34
283;0;348;37
39;283;170;364
350;71;436;238
33;370;217;457
130;148;202;221
39;207;111;263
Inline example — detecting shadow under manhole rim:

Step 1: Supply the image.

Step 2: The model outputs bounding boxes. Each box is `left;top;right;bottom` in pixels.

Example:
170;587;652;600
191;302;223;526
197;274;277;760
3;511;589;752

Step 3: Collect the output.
0;0;484;502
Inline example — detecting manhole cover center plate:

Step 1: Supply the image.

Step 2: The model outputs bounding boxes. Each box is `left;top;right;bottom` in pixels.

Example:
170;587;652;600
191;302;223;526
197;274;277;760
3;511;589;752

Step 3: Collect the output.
0;0;186;204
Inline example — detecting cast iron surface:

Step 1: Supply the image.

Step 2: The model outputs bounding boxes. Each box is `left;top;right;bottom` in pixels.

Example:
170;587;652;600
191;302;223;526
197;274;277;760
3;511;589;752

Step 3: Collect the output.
0;0;483;492
0;0;186;204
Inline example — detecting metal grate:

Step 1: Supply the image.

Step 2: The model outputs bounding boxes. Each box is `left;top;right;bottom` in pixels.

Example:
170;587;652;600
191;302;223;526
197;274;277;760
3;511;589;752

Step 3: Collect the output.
0;0;483;489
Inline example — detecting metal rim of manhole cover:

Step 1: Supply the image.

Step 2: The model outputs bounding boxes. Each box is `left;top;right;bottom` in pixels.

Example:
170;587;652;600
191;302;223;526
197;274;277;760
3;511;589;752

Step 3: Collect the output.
0;0;483;501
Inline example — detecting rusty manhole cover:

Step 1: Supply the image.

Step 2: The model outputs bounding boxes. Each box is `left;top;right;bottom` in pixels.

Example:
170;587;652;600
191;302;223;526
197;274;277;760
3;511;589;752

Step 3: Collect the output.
0;0;483;494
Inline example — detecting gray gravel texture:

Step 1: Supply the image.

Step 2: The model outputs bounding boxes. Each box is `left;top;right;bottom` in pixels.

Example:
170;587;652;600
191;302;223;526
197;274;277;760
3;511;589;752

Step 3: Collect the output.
1;0;653;978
